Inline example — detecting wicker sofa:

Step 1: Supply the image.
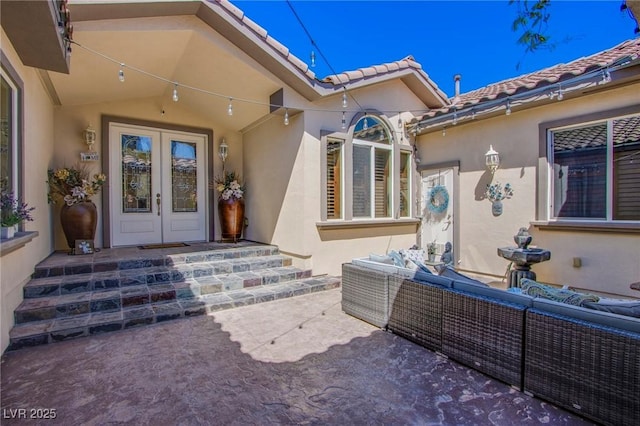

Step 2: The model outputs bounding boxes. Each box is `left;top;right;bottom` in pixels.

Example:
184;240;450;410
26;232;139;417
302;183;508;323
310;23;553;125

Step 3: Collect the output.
341;261;640;426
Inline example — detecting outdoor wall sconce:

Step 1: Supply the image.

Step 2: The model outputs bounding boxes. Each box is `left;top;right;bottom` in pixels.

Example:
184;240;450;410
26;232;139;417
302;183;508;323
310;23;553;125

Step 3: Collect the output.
218;138;228;172
485;145;500;174
80;124;99;162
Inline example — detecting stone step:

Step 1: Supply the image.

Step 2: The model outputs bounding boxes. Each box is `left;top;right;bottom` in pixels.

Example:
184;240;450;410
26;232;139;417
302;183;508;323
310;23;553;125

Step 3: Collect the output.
8;276;341;350
16;264;311;324
31;243;280;278
24;254;294;299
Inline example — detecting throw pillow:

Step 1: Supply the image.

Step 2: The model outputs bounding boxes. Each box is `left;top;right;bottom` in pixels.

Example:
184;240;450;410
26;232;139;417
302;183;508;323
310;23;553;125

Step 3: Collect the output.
437;266;488;287
387;250;406;268
521;278;600;306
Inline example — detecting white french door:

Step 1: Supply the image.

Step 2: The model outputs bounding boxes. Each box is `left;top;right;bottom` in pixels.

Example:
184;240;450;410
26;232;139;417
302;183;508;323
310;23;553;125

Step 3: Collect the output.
421;168;454;258
109;123;207;246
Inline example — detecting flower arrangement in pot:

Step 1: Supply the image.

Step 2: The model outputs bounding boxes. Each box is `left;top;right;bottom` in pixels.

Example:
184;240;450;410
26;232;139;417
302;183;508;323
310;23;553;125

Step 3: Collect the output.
47;165;107;249
485;181;513;216
213;171;246;242
0;191;35;239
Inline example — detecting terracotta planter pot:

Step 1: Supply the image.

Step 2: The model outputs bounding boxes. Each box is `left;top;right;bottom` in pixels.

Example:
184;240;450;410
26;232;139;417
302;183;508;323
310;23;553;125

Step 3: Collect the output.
60;201;97;249
218;198;244;242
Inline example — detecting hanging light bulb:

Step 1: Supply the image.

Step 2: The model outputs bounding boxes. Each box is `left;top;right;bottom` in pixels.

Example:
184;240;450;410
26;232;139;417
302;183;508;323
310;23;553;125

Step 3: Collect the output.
227;98;233;116
471;110;477;120
452;112;458;125
600;69;611;85
310;51;316;67
397;114;403;129
342;91;348;108
442;127;446;137
118;64;125;82
557;85;564;101
341;112;347;129
363;116;368;130
284;109;289;126
172;84;179;102
505;99;512;115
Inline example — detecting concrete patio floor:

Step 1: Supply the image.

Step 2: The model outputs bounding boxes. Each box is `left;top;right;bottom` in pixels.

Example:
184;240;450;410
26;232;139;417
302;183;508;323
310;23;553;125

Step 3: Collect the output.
1;288;593;425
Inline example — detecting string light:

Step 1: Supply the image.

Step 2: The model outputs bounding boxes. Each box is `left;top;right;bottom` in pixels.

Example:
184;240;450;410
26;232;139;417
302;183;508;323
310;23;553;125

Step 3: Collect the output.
442;127;446;136
397;114;403;129
599;69;611;85
341;112;347;129
342;91;348;108
557;87;564;101
172;84;179;102
284;109;289;126
452;112;458;125
310;51;316;67
363;115;369;130
505;99;511;115
69;39;435;130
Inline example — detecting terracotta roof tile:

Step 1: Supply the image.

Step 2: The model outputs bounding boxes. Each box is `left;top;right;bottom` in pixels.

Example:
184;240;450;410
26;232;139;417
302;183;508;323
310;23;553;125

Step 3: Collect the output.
416;38;640;120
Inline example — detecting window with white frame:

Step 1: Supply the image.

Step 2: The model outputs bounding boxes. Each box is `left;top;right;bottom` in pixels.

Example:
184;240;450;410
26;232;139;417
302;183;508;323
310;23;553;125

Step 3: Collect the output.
322;114;412;222
1;72;18;197
550;113;640;221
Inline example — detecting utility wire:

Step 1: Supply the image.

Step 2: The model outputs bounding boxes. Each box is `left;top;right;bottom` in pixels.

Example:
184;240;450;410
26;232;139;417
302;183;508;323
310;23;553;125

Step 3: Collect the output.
285;0;365;112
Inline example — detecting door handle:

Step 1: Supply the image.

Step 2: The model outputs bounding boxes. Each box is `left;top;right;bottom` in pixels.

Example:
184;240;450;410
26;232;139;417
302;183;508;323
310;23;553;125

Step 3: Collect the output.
156;193;161;216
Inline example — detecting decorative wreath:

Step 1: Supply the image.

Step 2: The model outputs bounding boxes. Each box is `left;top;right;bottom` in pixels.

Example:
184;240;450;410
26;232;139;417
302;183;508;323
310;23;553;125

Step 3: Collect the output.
427;185;449;214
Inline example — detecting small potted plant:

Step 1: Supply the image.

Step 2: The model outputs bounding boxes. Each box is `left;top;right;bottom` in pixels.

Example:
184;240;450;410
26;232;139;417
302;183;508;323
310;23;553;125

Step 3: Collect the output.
427;242;437;262
1;191;35;239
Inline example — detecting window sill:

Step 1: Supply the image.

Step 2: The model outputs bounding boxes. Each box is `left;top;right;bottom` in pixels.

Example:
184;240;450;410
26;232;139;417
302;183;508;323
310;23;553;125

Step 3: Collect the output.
316;218;420;230
531;221;640;234
0;231;39;257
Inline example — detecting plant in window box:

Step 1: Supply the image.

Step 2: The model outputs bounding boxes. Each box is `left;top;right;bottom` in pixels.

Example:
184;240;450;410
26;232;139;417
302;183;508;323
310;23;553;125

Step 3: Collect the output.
1;191;35;239
212;171;246;242
485;182;513;216
47;165;107;249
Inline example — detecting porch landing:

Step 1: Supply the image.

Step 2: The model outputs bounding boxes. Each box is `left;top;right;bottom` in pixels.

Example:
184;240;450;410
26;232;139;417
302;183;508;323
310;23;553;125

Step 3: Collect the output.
8;241;340;351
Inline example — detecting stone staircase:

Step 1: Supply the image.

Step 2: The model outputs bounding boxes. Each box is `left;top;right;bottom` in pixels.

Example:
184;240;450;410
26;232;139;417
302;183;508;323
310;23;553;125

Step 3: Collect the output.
8;242;340;350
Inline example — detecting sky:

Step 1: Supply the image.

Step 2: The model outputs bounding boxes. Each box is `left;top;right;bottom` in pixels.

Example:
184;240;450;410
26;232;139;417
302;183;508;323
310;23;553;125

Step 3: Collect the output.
232;0;638;97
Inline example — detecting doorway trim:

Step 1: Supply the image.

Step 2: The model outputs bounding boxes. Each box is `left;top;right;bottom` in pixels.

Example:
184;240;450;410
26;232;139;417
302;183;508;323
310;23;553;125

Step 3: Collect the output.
101;115;215;247
417;160;460;265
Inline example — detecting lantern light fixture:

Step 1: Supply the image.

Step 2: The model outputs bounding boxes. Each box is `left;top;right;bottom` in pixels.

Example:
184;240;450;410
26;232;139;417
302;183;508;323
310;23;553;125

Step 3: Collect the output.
485;145;500;174
84;124;96;151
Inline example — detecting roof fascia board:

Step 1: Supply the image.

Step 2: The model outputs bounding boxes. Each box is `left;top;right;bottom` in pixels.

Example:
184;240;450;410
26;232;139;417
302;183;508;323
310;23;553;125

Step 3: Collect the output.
411;62;640;136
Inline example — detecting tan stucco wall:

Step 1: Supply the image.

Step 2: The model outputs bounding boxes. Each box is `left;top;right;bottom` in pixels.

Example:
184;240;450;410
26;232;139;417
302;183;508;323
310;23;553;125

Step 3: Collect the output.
416;82;640;297
1;29;56;353
243;80;429;276
53;97;242;249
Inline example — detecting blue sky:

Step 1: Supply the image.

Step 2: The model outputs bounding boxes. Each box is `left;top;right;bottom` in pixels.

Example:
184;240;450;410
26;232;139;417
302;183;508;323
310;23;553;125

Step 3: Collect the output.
233;1;637;97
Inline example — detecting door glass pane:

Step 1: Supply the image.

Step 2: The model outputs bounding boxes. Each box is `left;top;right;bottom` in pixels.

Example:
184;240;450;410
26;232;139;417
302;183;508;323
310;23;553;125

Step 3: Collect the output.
552;123;606;218
0;77;13;193
171;140;197;213
353;145;371;217
121;134;152;213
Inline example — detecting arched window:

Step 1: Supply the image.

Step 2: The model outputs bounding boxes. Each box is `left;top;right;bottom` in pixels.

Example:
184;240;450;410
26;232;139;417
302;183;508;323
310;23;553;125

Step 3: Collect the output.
352;116;392;218
322;113;413;222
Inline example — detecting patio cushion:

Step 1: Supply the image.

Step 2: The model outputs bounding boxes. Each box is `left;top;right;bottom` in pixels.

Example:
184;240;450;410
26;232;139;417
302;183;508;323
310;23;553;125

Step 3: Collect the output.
531;299;640;334
438;266;488;287
368;253;395;265
521;279;599;306
453;280;534;307
582;298;640;318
